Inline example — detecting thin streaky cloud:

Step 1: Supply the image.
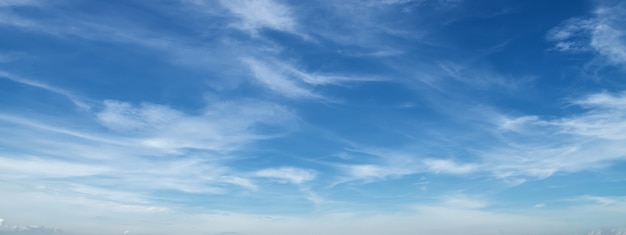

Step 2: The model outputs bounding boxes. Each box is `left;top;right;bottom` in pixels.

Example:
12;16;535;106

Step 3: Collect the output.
218;0;298;35
0;156;110;178
480;91;626;179
96;99;298;153
0;114;130;146
548;1;626;66
242;57;320;99
242;57;381;100
1;0;626;234
0;5;246;73
423;159;479;175
0;71;90;109
254;167;317;184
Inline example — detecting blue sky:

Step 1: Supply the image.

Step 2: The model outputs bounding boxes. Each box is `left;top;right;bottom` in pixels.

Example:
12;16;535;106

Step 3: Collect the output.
1;0;626;234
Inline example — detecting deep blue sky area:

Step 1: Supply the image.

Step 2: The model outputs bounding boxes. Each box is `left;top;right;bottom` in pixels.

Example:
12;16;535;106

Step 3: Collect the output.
1;0;626;235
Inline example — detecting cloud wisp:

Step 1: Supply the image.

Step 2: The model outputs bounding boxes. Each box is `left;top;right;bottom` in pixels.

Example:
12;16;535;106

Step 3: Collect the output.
547;1;626;66
254;167;317;185
0;95;302;218
96;99;297;152
1;0;626;234
326;91;626;186
242;57;380;100
218;0;299;36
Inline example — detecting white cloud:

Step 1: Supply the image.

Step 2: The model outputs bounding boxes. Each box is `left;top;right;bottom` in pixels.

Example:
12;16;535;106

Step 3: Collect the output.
546;18;594;46
0;156;109;178
345;164;386;179
573;195;626;207
0;0;382;99
242;57;378;100
590;3;626;66
423;159;478;174
272;60;381;86
110;158;232;194
254;167;317;184
497;115;542;132
345;164;415;180
0;3;250;77
297;0;425;53
0;113;128;146
97;99;296;152
332;149;422;184
220;176;258;191
486;141;626;179
242;58;319;99
302;189;324;207
329;90;626;183
480;91;626;180
574;92;626;108
437;61;536;90
584;196;617;206
556;93;626;140
219;0;297;35
0;150;239;195
96;100;182;132
547;2;626;66
0;71;90;109
2;1;626;233
0;97;297;208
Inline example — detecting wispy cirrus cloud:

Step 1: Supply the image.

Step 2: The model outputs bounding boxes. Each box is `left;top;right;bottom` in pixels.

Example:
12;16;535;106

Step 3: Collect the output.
328;148;424;186
423;158;478;175
328;91;626;185
2;0;626;234
482;91;626;179
496;92;626;142
0;1;250;75
557;92;626;139
218;0;298;35
96;99;296;152
0;156;109;179
242;57;380;100
242;58;320;99
301;1;423;52
547;1;626;66
0;0;385;103
546;18;595;53
0;91;299;212
437;61;536;90
0;71;90;109
254;167;317;184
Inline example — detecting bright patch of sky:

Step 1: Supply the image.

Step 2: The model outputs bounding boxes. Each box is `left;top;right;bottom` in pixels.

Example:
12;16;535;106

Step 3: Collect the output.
1;0;626;234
